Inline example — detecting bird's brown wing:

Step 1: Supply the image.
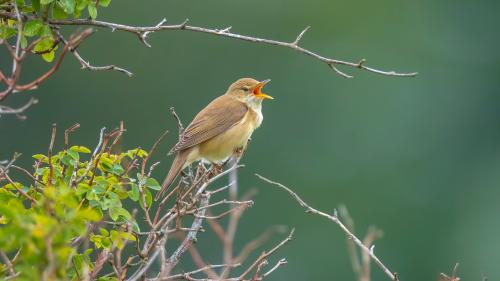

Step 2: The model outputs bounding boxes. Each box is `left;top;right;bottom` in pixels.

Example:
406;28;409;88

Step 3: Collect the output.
168;95;248;155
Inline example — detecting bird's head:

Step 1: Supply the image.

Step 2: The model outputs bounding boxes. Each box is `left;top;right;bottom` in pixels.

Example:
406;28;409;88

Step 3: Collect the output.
226;78;273;104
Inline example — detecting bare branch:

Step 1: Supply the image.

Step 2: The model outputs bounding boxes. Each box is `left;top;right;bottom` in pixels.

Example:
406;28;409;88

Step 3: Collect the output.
338;205;362;280
162;263;240;281
47;124;57;185
64;123;81;150
439;263;460;281
0;97;38;119
0;250;16;277
10;164;45;187
53;29;133;77
170;107;185;136
76;127;106;183
73;49;134;77
292;26;310;46
186;245;220;279
0;167;37;204
0;13;418;78
262;258;288;278
238;228;294;280
163;193;211;274
140;18;168;48
141;129;169;177
235;225;288;264
256;174;398;281
14;29;94;92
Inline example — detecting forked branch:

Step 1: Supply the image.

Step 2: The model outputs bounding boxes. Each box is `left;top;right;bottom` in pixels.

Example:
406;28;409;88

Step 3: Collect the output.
48;18;418;79
256;174;398;281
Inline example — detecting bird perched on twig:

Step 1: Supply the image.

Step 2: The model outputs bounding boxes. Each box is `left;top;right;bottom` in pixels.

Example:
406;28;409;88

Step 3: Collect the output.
155;78;273;200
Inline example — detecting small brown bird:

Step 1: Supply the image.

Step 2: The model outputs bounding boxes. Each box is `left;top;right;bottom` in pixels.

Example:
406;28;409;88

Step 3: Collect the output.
156;78;273;200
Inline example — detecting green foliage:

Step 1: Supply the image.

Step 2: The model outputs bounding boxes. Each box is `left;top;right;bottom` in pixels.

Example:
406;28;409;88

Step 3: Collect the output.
0;144;157;280
0;0;112;61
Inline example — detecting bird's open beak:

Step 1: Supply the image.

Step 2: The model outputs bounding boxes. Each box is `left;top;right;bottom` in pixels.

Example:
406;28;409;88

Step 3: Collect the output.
253;79;273;99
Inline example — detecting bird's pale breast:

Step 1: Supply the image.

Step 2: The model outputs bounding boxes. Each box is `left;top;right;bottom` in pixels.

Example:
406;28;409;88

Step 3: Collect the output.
197;108;261;163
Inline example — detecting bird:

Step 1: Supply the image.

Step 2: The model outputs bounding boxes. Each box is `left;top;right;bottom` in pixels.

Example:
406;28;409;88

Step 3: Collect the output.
155;78;273;200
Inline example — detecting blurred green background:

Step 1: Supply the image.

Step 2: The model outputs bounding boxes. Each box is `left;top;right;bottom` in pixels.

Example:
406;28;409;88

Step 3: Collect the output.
2;0;500;280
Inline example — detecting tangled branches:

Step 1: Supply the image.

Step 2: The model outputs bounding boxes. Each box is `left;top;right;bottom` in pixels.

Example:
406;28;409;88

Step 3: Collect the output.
0;121;294;280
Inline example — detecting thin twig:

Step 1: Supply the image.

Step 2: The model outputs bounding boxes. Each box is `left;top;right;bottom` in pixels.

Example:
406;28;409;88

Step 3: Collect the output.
161;263;241;281
0;97;38;119
0;250;16;277
141;129;168;177
170;107;185;136
238;229;294;280
76;127;106;183
47;124;57;185
64;123;81;150
14;29;94;92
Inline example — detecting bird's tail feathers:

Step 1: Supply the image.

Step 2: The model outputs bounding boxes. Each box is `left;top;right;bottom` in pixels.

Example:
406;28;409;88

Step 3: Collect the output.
155;149;190;201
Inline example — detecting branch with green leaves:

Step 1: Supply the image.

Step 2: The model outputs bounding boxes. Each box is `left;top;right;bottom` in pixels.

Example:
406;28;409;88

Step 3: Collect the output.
0;122;292;280
0;0;416;118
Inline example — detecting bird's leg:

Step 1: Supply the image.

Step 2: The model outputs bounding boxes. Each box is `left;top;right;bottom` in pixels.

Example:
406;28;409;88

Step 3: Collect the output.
181;168;190;179
211;162;224;175
233;141;249;163
193;161;208;183
234;147;244;160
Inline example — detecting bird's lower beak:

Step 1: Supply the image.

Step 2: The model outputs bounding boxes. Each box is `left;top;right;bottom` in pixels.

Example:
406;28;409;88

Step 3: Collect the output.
253;79;273;99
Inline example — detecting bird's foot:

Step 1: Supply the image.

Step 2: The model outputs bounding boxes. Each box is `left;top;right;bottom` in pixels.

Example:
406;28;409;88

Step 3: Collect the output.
233;146;246;162
207;163;223;179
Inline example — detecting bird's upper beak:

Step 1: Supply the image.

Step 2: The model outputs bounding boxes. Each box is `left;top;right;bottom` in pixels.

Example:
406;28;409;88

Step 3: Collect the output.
253;79;273;100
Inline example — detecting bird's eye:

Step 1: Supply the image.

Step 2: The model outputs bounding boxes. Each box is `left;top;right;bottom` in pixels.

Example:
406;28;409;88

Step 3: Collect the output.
241;86;250;92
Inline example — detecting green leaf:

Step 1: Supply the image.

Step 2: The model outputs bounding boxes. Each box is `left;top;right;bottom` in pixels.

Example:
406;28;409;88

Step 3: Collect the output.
145;178;161;190
34;37;57;62
100;228;109;236
63;0;75;14
127;184;140;201
34;37;53;51
126;149;148;159
60;154;74;166
144;189;152;208
22;5;35;13
68;150;79;161
99;157;114;172
87;3;97;19
0;189;17;201
23;20;43;37
33;153;49;162
52;3;68;19
76;0;89;9
112;164;124;175
40;0;55;4
92;207;103;221
40;24;53;37
20;35;27;48
70;146;91;153
42;49;56;62
109;206;131;221
131;220;141;232
120;231;136;241
76;183;91;196
32;0;41;11
0;25;17;40
98;0;111;7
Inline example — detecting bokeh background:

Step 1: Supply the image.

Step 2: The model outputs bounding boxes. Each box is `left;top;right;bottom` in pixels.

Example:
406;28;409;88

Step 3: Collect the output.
2;0;500;280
